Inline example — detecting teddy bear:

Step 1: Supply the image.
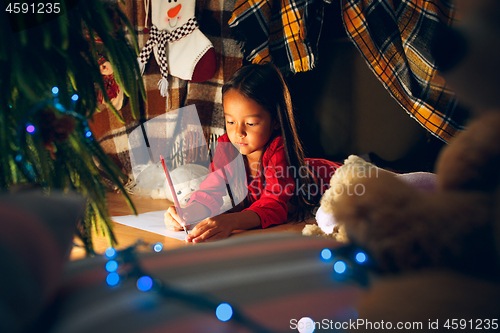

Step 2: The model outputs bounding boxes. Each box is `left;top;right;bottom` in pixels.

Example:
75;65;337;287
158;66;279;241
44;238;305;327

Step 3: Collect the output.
314;119;500;277
303;157;437;243
308;0;500;279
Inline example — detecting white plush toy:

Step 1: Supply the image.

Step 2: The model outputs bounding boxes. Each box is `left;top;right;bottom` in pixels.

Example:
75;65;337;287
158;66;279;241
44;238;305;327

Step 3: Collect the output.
156;163;209;206
303;155;437;242
302;155;375;241
134;162;208;204
133;162;232;211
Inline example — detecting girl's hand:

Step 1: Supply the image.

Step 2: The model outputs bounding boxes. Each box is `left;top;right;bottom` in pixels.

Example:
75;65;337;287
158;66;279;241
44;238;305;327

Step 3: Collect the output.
186;210;261;243
185;214;236;243
164;206;185;231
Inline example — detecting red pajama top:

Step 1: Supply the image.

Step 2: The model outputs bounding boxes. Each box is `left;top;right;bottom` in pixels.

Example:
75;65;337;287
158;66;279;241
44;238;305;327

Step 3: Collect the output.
188;134;342;228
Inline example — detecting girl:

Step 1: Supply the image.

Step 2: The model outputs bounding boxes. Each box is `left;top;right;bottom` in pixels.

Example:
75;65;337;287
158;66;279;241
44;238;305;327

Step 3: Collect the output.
165;63;342;242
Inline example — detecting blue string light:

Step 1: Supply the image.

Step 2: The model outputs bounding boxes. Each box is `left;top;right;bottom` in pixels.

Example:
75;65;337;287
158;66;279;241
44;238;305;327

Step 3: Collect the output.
105;247;117;259
106;272;120;286
14;86;96;183
333;260;347;274
216;303;233;322
327;245;373;286
105;260;118;272
98;240;274;333
320;248;332;261
355;252;367;264
54;102;65;112
136;276;154;292
153;243;163;252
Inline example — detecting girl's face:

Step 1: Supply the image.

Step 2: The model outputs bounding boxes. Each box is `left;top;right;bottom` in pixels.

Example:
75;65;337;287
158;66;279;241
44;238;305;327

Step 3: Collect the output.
223;89;277;163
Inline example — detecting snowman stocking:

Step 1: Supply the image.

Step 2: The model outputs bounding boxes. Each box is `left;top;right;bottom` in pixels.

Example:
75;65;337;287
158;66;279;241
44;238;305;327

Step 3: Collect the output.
138;0;217;98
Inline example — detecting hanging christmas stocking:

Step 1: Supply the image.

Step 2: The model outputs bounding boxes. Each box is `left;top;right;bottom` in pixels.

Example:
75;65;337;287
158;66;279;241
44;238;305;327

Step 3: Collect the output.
138;0;217;98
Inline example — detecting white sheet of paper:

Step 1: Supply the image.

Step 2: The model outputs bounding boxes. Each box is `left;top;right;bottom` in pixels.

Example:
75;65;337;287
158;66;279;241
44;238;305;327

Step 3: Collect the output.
111;210;199;241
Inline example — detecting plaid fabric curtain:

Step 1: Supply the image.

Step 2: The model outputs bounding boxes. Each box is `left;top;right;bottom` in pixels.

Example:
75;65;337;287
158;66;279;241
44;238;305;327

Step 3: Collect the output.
90;0;243;181
342;0;469;142
228;0;328;74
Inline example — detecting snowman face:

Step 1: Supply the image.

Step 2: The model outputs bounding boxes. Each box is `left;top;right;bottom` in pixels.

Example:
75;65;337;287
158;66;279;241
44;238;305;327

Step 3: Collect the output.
151;0;196;32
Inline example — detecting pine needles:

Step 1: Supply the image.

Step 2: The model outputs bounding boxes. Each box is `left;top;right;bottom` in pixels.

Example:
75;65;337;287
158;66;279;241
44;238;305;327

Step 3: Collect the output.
0;1;143;254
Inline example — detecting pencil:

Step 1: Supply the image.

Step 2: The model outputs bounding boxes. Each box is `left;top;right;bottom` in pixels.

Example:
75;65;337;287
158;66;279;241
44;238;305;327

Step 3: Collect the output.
160;155;188;235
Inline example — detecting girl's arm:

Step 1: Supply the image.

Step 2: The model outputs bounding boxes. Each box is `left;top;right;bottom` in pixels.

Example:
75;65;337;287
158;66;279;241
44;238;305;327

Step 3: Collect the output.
185;210;261;243
185;140;243;217
186;143;294;242
165;138;245;233
242;145;295;228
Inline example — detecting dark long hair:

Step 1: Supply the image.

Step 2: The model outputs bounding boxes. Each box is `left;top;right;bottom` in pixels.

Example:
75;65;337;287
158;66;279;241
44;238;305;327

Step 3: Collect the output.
222;63;319;219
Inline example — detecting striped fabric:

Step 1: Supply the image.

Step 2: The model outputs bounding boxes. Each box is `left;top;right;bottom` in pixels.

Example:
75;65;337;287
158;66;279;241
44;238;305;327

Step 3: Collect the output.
342;0;470;142
51;233;363;332
228;0;327;74
89;0;242;181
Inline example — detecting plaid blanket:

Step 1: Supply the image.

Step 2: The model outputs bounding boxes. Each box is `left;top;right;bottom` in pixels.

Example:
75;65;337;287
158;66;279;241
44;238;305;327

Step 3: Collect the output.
228;0;328;74
90;0;243;183
342;0;469;142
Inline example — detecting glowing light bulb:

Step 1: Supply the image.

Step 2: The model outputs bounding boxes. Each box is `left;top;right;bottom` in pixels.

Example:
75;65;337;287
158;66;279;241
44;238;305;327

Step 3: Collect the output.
105;260;118;272
85;131;92;138
153;243;163;252
297;317;316;333
105;247;116;259
137;276;154;291
71;94;79;101
106;272;120;286
216;303;233;322
320;248;332;261
334;260;347;274
52;86;59;95
355;252;367;264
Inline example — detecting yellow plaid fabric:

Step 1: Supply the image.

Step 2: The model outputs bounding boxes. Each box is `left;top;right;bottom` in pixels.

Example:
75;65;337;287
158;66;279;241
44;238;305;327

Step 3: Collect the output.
229;0;326;74
342;0;469;142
